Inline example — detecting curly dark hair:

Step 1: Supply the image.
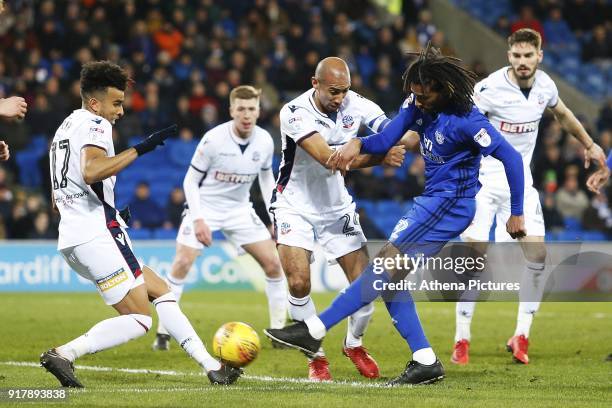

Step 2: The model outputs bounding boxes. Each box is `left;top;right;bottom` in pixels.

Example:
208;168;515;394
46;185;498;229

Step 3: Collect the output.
402;43;478;115
80;61;129;99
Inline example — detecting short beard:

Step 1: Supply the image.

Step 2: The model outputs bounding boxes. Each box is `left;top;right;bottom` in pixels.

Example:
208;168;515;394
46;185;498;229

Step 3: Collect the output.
513;66;536;80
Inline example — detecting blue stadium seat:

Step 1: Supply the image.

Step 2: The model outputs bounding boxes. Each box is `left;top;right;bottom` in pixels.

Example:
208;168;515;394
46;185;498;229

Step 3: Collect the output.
376;200;403;215
556;230;583;241
356;199;376;216
563;217;582;231
581;231;607;241
128;228;153;239
152;228;178;240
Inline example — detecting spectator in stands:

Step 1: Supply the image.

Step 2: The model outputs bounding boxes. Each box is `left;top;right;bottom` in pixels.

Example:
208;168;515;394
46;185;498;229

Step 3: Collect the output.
582;191;612;232
582;25;612;63
27;211;56;239
164;187;185;230
543;7;575;51
0;166;13;220
511;6;544;40
494;15;511;37
541;192;564;232
129;181;165;229
564;0;595;35
555;167;589;220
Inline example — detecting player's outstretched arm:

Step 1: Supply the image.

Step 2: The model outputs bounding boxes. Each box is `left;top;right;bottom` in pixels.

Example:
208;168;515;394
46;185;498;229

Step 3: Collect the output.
81;145;138;185
550;98;606;169
489;138;526;239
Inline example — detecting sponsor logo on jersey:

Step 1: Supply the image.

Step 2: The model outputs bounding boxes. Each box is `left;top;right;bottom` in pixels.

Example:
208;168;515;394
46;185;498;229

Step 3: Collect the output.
89;126;104;134
390;218;410;241
499;120;539;134
342;114;354;129
288;116;302;124
214;171;257;184
280;222;291;235
473;128;491;147
416;118;423;126
435;130;445;144
288;105;299;113
183;225;191;235
251;151;260;162
96;268;129;292
91;118;103;124
315;119;330;128
115;232;126;246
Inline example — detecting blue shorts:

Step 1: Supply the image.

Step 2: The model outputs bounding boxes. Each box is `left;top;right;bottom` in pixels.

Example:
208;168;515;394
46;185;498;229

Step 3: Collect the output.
389;196;476;257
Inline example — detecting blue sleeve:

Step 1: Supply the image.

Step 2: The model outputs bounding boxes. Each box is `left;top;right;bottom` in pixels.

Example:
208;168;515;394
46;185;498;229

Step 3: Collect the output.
360;95;418;155
459;111;503;157
490;139;525;216
607;151;612;171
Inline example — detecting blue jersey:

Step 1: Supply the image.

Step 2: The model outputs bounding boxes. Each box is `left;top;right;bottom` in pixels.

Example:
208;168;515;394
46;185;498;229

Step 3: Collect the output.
362;94;505;198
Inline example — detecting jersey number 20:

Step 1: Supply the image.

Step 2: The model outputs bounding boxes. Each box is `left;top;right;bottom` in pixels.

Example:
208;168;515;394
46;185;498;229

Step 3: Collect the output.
51;139;70;190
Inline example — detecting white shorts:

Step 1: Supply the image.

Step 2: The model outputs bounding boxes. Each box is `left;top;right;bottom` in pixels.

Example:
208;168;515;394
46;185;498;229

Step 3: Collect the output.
177;206;271;250
271;202;366;259
60;228;144;305
461;184;545;242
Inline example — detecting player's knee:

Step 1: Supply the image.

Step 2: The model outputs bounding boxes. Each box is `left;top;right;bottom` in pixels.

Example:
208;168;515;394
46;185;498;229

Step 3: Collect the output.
130;313;153;333
261;256;282;278
172;255;194;278
287;276;311;297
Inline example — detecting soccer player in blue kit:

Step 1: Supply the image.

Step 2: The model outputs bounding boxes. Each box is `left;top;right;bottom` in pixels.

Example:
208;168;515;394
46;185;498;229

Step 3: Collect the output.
264;45;527;385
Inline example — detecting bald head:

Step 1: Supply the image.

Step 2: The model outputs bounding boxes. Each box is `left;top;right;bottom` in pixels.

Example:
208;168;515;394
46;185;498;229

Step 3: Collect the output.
314;57;350;83
312;57;351;113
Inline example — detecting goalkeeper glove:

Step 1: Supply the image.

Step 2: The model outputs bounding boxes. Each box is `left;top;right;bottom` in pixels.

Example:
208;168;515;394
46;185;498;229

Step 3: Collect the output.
133;124;177;156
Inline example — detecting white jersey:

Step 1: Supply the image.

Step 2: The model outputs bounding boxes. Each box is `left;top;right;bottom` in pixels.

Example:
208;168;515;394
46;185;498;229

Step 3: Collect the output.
189;121;274;213
474;67;558;189
274;89;388;214
50;109;125;250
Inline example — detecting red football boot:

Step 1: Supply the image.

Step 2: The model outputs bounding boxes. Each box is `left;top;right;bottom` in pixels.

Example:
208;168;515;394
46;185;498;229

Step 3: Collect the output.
450;339;470;365
343;345;380;379
506;335;529;364
308;356;332;381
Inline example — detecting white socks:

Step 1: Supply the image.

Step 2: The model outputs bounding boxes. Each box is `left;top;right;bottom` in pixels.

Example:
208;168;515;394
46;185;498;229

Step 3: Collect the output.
345;303;374;348
288;294;316;322
515;261;545;338
455;301;475;342
153;292;220;372
413;347;437;365
265;276;288;329
157;275;186;336
57;314;152;362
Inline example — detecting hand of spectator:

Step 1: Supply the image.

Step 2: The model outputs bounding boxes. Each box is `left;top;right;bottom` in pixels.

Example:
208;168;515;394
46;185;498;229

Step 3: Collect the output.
506;214;526;239
584;143;606;169
382;145;406;167
133;124;178;156
586;167;610;194
327;138;361;173
0;141;9;161
0;96;27;120
194;218;212;247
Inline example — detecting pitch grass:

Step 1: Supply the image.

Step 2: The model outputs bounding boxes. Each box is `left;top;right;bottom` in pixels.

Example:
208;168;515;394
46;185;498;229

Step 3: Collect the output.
0;292;610;407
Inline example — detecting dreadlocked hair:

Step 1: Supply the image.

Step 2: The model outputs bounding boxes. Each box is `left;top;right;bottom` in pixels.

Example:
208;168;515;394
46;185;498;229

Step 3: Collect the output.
402;43;478;115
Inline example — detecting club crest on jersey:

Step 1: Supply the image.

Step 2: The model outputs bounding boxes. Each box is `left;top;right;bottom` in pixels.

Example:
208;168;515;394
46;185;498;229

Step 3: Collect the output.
342;115;354;129
435;130;445;144
390;218;409;241
416;118;423;126
473;128;491;147
537;93;545;105
252;151;260;162
280;222;291;235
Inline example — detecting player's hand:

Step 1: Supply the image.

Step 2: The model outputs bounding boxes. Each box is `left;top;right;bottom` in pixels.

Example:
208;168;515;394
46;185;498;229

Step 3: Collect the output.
586;167;610;194
133;124;178;156
0;96;27;120
506;214;526;239
584;142;606;169
194;218;212;247
382;145;406;167
326;138;362;173
0;141;9;161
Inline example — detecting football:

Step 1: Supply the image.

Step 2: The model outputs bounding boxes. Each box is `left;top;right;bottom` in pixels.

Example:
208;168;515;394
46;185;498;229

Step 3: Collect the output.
212;322;261;368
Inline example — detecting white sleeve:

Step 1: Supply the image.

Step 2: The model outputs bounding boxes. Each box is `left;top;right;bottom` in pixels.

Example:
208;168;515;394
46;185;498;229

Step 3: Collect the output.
360;97;389;133
190;133;214;173
473;79;495;115
258;168;275;214
84;117;112;152
547;79;559;108
183;166;205;221
280;105;318;143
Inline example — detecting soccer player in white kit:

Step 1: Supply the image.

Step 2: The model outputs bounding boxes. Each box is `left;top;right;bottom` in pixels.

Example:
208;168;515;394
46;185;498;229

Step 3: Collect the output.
272;57;405;380
152;85;287;350
454;29;606;365
40;61;241;387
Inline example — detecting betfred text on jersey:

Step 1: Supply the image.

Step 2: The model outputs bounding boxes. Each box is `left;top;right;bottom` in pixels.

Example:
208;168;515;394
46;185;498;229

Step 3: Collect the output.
499;120;539;134
214;171;257;184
